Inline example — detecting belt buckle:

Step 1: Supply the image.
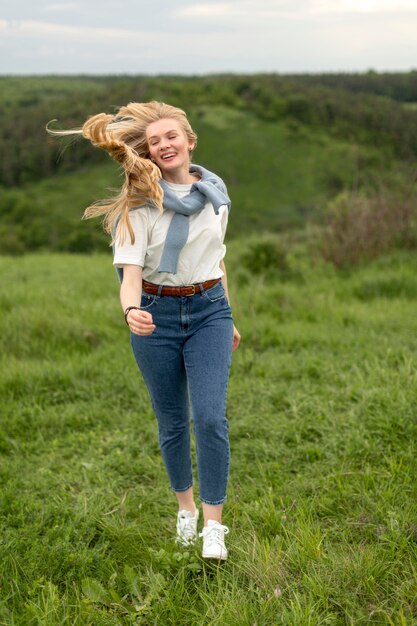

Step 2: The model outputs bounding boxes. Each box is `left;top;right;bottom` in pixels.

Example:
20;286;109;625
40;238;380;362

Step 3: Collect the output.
184;284;196;296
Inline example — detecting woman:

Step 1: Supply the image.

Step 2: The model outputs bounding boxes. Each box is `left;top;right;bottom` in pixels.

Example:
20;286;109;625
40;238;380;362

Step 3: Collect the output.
47;101;241;560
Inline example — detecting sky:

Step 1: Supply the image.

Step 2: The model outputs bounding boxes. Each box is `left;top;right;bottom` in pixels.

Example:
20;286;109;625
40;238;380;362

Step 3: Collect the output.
0;0;416;75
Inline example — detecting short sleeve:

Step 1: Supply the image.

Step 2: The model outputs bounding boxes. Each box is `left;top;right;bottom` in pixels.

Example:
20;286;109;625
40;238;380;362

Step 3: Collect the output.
113;209;148;268
220;205;229;244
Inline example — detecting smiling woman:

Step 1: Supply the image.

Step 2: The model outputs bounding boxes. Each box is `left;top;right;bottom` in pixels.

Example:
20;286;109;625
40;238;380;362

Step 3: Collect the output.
46;100;241;561
47;102;195;244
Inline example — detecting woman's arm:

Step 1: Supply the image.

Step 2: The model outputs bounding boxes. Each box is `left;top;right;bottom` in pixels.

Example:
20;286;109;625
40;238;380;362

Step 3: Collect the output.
219;259;241;352
120;264;142;311
219;259;231;305
120;264;156;335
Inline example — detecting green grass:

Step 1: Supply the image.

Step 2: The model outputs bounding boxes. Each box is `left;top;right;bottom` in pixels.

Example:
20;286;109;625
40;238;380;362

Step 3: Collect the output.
1;241;417;625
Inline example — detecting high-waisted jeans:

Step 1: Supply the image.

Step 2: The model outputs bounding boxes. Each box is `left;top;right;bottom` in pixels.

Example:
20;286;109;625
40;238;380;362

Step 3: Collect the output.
130;279;234;505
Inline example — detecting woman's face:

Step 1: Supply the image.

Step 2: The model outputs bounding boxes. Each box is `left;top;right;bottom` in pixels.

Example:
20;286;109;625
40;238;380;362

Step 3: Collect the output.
146;118;194;178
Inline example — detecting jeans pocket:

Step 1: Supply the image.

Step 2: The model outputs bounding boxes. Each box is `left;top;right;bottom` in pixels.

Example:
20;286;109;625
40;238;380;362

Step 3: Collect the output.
140;293;158;309
202;281;226;303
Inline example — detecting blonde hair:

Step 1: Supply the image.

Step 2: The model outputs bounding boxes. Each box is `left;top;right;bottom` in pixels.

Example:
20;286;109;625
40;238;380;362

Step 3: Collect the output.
46;101;198;245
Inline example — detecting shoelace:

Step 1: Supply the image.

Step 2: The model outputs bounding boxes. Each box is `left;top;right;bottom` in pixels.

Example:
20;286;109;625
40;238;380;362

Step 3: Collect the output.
199;524;229;546
177;511;198;540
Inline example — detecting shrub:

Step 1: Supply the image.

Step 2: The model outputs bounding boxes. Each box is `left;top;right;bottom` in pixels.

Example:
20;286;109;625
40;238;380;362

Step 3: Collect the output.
239;236;290;276
317;188;417;268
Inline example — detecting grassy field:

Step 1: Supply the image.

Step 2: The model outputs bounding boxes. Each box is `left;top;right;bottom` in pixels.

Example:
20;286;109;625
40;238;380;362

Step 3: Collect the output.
1;239;417;625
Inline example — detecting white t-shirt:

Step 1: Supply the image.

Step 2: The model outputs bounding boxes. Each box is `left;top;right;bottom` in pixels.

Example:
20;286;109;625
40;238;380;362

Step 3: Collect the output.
113;181;229;286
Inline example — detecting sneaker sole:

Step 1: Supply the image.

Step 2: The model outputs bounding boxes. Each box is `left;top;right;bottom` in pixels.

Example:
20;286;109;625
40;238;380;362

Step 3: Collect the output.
202;552;228;560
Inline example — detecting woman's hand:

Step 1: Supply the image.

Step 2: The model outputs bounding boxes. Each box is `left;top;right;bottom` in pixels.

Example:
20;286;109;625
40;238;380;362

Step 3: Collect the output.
126;309;156;335
232;325;241;352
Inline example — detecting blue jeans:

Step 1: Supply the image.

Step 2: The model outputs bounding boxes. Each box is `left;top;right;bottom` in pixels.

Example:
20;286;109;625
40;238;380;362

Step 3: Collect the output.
130;279;234;505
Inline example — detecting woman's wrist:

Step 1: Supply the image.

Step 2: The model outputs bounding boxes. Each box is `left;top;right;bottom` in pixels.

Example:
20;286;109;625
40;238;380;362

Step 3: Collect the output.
124;305;140;325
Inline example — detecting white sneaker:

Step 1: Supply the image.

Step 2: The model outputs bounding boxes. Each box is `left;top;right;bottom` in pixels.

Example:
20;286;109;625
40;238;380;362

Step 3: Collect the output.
199;520;229;560
176;508;199;546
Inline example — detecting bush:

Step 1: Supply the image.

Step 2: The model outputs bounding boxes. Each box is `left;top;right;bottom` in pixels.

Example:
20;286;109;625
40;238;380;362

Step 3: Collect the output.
317;188;417;268
239;236;290;276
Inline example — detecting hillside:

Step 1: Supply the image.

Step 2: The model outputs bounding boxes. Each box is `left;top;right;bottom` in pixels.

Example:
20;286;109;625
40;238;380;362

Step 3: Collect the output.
1;242;417;623
1;72;417;624
1;101;413;254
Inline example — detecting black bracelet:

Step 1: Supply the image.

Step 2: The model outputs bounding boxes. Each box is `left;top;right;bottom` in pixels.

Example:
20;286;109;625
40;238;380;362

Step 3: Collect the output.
124;306;141;326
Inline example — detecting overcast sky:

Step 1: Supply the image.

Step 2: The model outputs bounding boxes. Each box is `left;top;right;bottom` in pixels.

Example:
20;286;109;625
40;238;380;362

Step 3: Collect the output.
0;0;416;75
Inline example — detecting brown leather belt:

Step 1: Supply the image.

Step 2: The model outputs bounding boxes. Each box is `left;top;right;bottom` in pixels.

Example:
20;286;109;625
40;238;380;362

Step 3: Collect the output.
142;278;221;297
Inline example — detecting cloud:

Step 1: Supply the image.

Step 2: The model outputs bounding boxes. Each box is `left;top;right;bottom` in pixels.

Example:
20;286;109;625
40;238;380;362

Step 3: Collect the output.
0;1;184;32
0;19;153;41
0;0;416;74
43;2;81;11
176;1;309;19
176;0;417;19
0;16;237;74
311;0;417;13
177;3;233;17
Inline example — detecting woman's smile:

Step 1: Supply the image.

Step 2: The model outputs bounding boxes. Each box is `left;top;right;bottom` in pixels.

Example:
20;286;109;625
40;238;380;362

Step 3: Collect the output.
161;152;177;161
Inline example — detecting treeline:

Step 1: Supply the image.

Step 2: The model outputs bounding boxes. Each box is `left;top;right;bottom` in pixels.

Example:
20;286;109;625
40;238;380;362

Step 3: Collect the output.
278;70;417;102
0;72;416;187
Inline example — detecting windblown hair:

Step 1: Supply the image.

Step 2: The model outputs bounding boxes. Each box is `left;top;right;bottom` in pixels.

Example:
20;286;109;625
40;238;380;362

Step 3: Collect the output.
46;101;198;245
